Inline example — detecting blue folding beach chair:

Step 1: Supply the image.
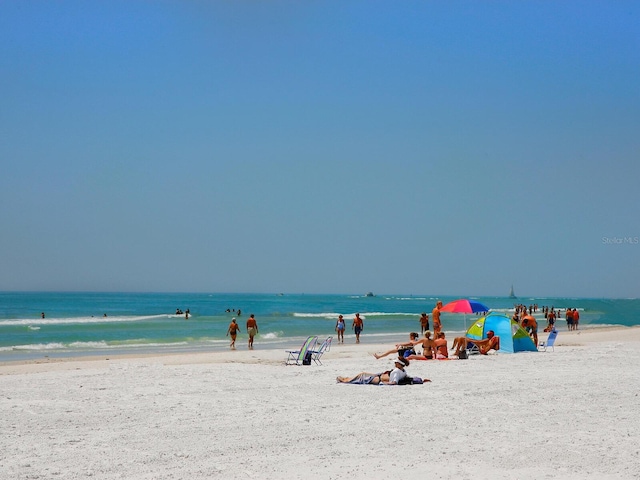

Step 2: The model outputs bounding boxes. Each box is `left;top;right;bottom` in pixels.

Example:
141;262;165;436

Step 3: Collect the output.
285;336;318;365
538;329;558;352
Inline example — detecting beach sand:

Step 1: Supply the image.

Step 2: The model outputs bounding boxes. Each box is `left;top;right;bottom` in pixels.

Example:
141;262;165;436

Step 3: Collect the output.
2;327;640;479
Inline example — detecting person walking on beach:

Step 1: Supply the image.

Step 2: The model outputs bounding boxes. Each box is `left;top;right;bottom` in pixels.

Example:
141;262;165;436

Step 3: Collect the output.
352;313;364;343
226;318;240;349
419;312;429;334
572;308;580;330
335;315;346;343
246;314;258;349
432;301;443;337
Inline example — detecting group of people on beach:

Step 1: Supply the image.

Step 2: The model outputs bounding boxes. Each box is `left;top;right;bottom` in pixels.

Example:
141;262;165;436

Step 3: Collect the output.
338;329;501;385
225;314;258;350
337;300;505;385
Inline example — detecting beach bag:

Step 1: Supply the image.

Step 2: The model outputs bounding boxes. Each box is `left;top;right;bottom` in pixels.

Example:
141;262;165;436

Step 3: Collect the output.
398;376;414;385
400;347;416;358
303;351;312;365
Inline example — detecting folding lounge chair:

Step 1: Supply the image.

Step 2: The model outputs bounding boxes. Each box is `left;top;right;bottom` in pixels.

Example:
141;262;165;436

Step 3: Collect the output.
538;328;558;352
286;336;318;365
466;342;480;356
310;336;332;365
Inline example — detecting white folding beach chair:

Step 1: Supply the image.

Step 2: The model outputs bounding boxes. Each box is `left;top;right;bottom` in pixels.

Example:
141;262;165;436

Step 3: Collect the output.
310;336;332;365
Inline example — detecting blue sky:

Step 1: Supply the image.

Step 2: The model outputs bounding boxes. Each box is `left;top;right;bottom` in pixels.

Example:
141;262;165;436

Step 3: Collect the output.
1;1;638;297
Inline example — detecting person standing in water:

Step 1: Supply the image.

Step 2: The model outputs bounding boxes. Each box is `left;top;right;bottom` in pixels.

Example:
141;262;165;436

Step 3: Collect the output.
419;312;429;334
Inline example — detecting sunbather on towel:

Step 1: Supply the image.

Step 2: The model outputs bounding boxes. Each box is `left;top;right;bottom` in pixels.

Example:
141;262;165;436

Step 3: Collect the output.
452;330;500;356
338;357;430;384
336;370;392;385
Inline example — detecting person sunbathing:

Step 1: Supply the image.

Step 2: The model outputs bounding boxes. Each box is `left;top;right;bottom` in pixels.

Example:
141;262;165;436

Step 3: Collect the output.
338;357;430;384
336;370;392;385
452;330;500;356
373;332;419;359
434;332;449;359
406;330;436;360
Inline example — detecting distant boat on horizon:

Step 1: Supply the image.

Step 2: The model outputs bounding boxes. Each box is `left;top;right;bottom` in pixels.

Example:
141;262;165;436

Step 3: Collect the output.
509;285;517;299
365;292;374;297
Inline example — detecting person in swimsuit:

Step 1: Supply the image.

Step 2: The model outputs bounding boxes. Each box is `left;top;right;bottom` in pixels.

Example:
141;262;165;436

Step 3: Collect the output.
572;308;580;330
432;301;443;337
226;318;240;349
337;357;429;384
406;331;436;360
352;313;364;343
373;333;419;359
521;315;538;346
434;331;448;359
246;314;258;349
419;313;429;334
451;330;500;356
336;370;393;385
335;315;346;343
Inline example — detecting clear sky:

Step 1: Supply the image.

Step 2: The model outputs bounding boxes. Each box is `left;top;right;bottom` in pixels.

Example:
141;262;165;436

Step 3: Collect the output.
1;1;638;297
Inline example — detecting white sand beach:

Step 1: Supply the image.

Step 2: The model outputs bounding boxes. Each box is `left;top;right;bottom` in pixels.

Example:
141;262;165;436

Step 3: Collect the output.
2;327;640;480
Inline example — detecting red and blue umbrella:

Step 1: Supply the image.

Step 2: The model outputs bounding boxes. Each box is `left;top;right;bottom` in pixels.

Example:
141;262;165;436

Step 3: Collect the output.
440;298;490;314
440;298;490;332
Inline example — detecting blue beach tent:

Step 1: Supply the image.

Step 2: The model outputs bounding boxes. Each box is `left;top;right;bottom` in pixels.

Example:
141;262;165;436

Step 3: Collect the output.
466;312;537;353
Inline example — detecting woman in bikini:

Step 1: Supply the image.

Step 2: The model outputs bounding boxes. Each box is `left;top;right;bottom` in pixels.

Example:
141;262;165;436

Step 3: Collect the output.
338;357;430;384
406;330;436;360
226;318;240;349
336;370;393;385
434;332;449;359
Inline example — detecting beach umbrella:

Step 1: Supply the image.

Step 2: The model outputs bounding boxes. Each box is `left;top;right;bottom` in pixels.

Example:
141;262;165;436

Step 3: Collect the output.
440;298;490;332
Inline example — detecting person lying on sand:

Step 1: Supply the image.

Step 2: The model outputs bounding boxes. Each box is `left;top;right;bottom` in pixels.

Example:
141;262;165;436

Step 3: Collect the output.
451;330;500;356
337;357;430;384
336;370;393;385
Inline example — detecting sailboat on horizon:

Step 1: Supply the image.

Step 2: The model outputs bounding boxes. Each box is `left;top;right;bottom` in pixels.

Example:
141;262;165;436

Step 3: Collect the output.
509;285;517;299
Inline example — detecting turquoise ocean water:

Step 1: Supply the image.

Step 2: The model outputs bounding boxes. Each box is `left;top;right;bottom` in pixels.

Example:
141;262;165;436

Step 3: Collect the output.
1;292;638;362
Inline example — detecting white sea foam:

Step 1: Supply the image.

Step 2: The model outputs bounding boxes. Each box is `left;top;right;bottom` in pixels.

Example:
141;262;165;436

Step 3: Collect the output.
260;332;281;340
1;343;66;351
0;314;167;327
293;311;417;319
